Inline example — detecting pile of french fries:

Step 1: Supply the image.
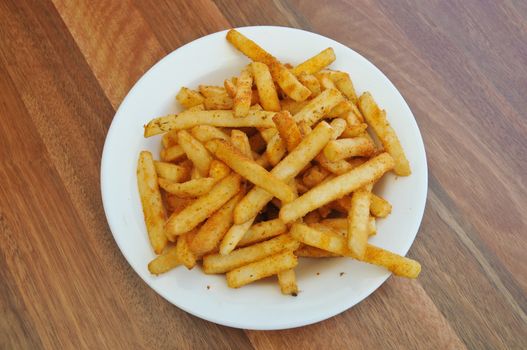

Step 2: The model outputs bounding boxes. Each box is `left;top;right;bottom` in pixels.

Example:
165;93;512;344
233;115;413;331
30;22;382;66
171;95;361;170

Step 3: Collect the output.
137;29;420;295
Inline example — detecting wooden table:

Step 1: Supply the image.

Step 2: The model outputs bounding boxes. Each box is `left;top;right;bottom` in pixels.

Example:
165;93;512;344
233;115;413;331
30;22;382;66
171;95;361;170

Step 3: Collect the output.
1;1;525;349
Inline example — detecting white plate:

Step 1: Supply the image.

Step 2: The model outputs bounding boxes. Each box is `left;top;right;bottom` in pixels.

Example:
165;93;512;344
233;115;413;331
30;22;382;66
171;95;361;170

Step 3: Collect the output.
101;26;427;330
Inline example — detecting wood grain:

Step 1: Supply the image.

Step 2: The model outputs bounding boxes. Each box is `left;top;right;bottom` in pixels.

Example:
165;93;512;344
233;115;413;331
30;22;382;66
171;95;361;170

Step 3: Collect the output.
0;0;525;348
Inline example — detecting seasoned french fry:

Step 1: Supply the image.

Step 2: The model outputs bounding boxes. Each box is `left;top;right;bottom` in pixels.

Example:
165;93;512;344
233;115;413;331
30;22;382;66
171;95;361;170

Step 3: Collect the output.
204;94;233;110
358;92;411;175
234;121;333;224
315;155;353;175
275;64;311;101
248;132;267;153
144;110;275;136
230;130;252;158
265;133;287;166
162;130;178;148
291;222;348;255
323;136;376;161
224;78;237;97
252;62;280;111
176;87;204;109
148;245;180;275
363;245;421;278
327;100;352;118
348;184;373;259
203;234;300;274
191;125;230;143
208;160;231;180
303;165;330;188
176;231;197;269
292;48;336;76
165;173;241;238
297;73;321;97
154;161;190;183
341;123;368;138
272;111;302;152
293;88;344;126
234;68;253;117
329;118;347;138
220;217;255;255
226;251;298;288
199;85;226;98
295;245;339;258
137;151;167;254
160;145;186;162
370;193;392;218
238;219;288;246
177;130;213;177
206;139;296;203
317;72;336;90
189;192;242;256
281;99;309;115
279;153;395;223
324;70;358;104
277;269;298;295
158;177;215;198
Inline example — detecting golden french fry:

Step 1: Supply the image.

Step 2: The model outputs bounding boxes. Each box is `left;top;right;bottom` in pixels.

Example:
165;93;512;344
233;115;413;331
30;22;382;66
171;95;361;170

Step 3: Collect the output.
224;78;237;97
234;68;253;117
176;231;197;269
316;72;336;90
189;192;242;256
234;121;333;224
160;145;186;162
154;161;190;183
208;160;231;180
324;70;358;104
238;219;287;246
199;85;226;97
329;118;347;138
158;177;215;198
252;62;280;111
272;111;302;152
203;94;233;110
230;130;252;158
206;139;296;203
176;87;204;109
226;250;298;288
144;110;275;136
280;99;309;115
297;73;321;97
275;64;312;101
363;245;421;278
348;184;373;259
295;245;339;258
358;92;411;175
292;48;336;76
165;173;241;239
291;222;348;255
220;217;255;255
315;154;353;175
177;130;213;176
317;218;377;237
203;234;300;274
279;153;395;223
293;88;344;126
248;132;267;153
277;269;298;295
327;100;352;118
341;123;368;138
323;136;376;161
265;133;287;166
148;245;180;275
191;125;230;143
370;193;392;218
302;165;330;188
137;151;167;254
162;130;178;148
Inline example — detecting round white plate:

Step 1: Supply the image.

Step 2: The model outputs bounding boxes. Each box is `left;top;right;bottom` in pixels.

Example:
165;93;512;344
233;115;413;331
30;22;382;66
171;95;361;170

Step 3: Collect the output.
101;26;427;330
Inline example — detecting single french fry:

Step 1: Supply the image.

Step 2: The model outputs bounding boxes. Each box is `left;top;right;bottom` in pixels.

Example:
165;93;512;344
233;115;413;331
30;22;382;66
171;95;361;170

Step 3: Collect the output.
165;195;194;216
324;70;358;104
277;269;299;295
158;177;215;198
176;231;197;269
199;85;226;98
234;121;333;224
230;130;252;158
358;92;411;175
315;154;353;175
279;153;394;223
226;250;298;288
293;88;344;126
177;130;213;176
295;245;339;258
302;165;330;188
348;184;373;259
234;68;253;117
291;222;348;255
162;130;178;148
206;139;295;203
220;217;255;255
327;100;352;118
191;125;230;143
209;160;231;180
297;73;321;97
248;132;267;153
160;145;186;162
265;133;287;166
323;136;376;161
238;219;288;246
137;151;167;254
203;234;300;274
292;48;336;76
275;64;311;102
370;193;392;218
341;123;368;138
148;245;180;275
252;62;280;111
204;94;233;110
281;99;309;115
144;110;275;136
224;78;237;97
272;111;302;152
165;174;241;239
154;161;190;183
329;118;347;138
363;245;421;278
176;87;204;108
189;192;242;256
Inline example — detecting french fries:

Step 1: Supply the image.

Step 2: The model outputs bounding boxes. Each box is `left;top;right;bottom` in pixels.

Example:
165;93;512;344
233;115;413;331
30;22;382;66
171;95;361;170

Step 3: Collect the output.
138;30;420;295
137;151;167;254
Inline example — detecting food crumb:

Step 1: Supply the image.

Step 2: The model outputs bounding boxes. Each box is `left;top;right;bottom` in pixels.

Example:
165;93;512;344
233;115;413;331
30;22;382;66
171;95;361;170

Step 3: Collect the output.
340;272;345;276
316;272;320;276
206;285;210;290
292;292;298;297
